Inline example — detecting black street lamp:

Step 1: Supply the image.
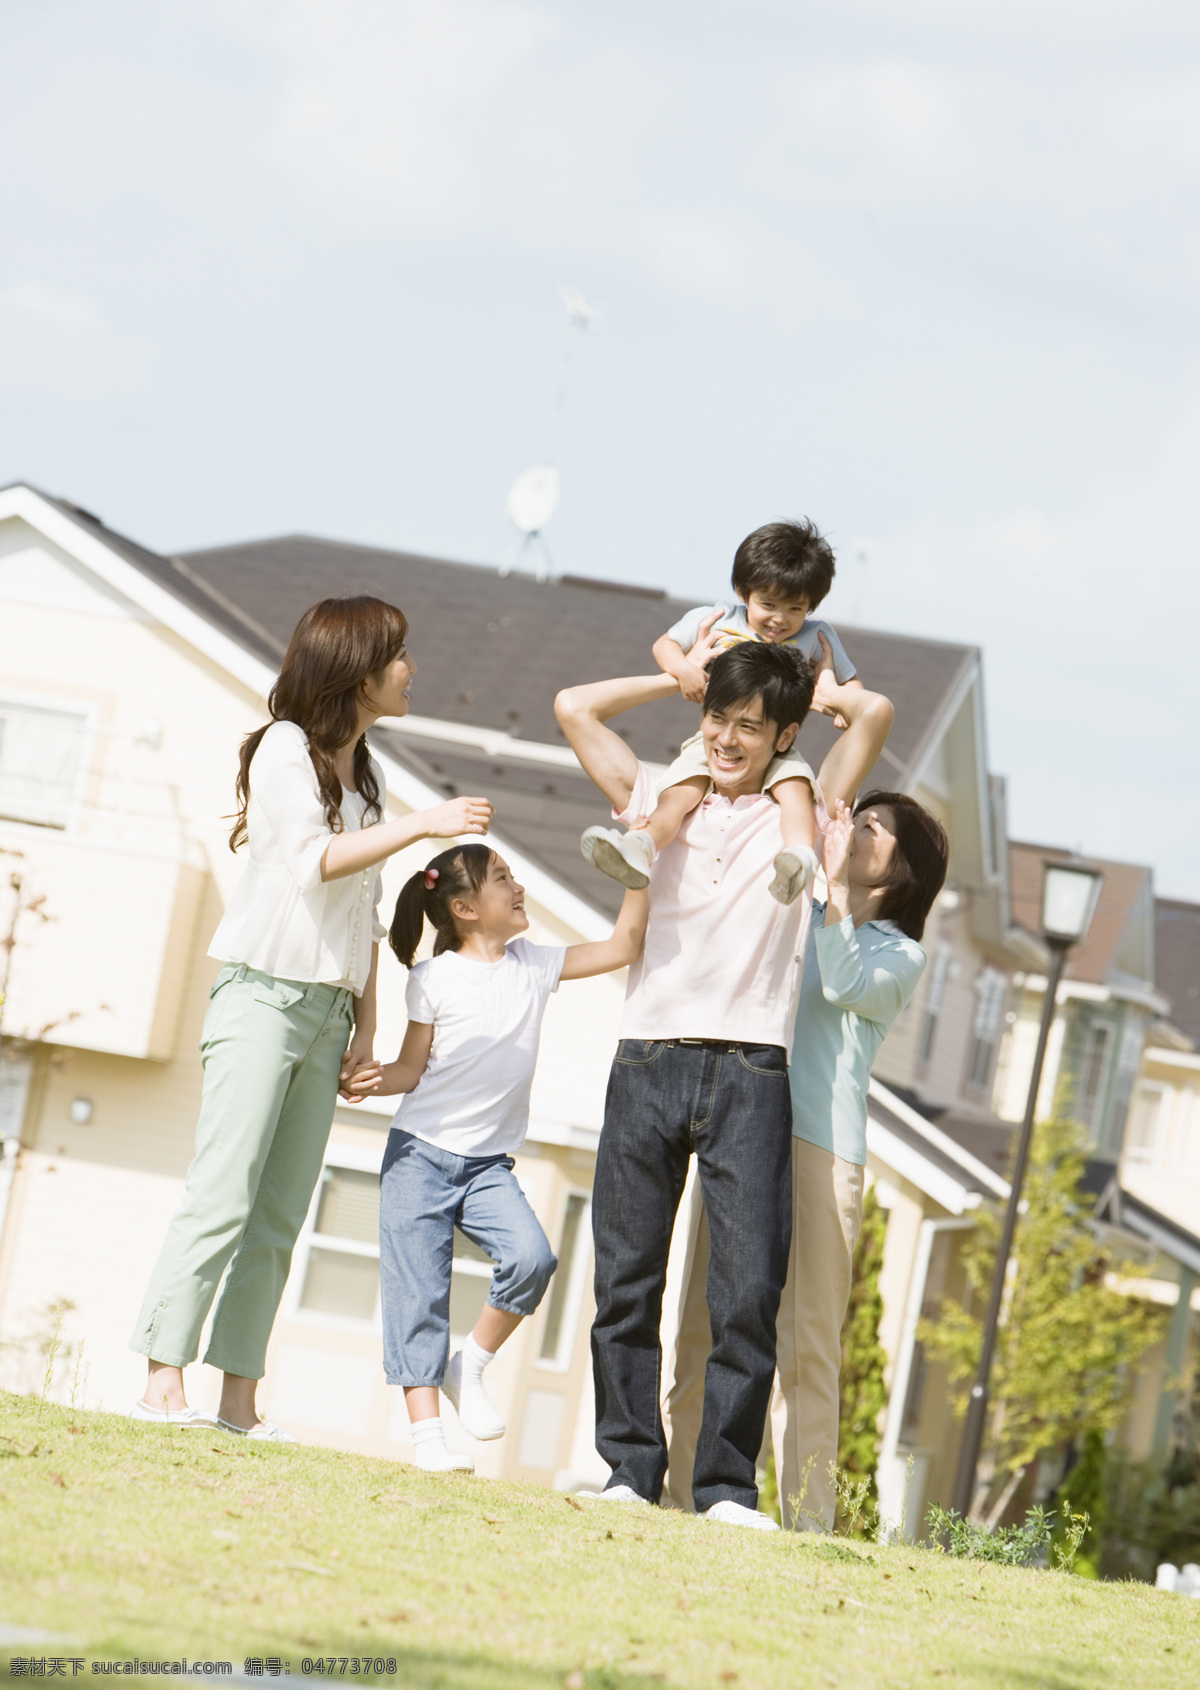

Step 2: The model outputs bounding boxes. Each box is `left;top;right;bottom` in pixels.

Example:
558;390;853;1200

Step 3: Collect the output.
949;858;1104;1521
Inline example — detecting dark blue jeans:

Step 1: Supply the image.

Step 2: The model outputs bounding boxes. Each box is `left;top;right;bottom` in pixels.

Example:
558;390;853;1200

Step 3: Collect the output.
591;1038;793;1512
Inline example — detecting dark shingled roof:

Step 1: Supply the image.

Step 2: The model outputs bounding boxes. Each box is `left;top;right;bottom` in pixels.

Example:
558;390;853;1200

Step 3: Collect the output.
1154;897;1200;1049
8;486;979;918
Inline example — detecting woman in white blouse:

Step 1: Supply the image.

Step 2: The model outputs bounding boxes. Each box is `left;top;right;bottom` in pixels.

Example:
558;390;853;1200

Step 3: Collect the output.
131;596;492;1438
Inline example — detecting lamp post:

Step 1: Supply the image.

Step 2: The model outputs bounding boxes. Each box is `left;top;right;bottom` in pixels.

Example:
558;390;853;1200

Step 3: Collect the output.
949;858;1104;1521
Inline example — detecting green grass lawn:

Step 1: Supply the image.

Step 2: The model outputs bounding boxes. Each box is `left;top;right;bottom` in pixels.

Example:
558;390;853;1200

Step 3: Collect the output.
1;1393;1193;1689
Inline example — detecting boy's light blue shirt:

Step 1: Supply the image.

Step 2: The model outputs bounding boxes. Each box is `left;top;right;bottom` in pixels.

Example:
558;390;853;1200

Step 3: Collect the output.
789;902;926;1166
666;602;858;685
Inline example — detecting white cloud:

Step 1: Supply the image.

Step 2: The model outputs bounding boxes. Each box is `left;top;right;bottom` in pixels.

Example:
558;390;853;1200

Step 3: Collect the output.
0;284;155;405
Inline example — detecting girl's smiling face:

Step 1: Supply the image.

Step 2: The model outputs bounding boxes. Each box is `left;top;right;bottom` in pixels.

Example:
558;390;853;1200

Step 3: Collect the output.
453;853;529;942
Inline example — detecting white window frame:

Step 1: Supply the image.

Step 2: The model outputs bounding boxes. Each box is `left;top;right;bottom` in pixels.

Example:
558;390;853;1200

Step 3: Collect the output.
1125;1082;1170;1167
535;1189;593;1374
0;689;96;835
285;1142;385;1336
284;1142;504;1341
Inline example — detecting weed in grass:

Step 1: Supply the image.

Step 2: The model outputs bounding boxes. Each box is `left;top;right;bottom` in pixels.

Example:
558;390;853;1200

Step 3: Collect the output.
927;1501;1066;1567
35;1306;66;1420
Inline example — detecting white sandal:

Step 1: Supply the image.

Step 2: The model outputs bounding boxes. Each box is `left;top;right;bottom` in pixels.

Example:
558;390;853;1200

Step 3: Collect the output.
129;1400;220;1430
217;1416;295;1443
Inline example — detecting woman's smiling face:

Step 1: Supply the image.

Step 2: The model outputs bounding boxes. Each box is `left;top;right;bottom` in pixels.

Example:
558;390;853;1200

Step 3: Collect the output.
847;803;898;887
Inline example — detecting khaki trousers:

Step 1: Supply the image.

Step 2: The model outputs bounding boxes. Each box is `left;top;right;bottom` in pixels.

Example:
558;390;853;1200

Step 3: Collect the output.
663;1135;863;1528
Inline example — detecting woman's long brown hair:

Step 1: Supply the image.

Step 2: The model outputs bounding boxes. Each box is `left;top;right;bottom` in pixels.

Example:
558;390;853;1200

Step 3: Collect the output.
230;596;409;852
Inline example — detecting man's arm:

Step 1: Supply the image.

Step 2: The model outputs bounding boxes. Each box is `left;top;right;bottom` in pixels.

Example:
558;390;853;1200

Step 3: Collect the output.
554;674;680;812
812;637;895;814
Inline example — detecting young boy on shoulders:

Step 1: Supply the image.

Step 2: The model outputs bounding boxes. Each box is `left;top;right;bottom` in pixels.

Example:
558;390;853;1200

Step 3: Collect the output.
581;518;862;906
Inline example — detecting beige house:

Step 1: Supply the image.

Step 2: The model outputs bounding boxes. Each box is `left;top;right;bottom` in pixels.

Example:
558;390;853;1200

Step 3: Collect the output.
0;480;1193;1524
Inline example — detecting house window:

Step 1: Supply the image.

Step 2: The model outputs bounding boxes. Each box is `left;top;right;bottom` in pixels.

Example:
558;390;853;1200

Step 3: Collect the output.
1076;1023;1112;1129
917;943;952;1066
298;1165;381;1322
538;1192;592;1369
0;700;88;828
1125;1084;1169;1166
965;968;1008;1093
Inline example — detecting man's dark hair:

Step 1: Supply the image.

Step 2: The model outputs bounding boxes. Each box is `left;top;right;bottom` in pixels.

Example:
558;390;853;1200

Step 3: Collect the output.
703;643;815;739
854;791;949;941
731;519;836;609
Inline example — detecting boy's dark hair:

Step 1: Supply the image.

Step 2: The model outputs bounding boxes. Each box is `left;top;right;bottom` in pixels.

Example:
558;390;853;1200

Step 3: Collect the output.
389;843;493;968
703;643;815;740
854;791;949;941
731;519;836;610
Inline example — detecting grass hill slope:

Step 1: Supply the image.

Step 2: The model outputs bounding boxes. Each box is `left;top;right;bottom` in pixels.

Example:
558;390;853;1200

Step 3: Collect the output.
1;1394;1192;1688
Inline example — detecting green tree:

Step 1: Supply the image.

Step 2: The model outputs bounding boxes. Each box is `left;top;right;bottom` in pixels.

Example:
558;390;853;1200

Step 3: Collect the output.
919;1117;1165;1527
838;1181;888;1491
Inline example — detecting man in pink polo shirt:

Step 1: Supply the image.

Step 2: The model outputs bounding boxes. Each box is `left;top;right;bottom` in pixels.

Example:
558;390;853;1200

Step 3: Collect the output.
555;641;894;1529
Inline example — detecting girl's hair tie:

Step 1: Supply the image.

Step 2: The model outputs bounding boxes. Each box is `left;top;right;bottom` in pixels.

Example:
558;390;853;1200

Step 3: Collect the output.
424;867;440;890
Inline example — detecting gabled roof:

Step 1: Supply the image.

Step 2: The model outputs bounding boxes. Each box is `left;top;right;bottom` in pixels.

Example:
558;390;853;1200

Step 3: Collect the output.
1154;898;1200;1049
2;481;982;915
1008;840;1156;991
867;1080;1011;1214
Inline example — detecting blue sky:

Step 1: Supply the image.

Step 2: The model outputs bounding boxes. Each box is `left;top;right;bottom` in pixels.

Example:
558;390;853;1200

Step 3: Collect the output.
3;0;1198;896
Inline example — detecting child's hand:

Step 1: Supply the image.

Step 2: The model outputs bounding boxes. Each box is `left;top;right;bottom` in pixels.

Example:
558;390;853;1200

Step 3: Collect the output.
810;633;850;731
339;1058;384;1103
822;799;854;887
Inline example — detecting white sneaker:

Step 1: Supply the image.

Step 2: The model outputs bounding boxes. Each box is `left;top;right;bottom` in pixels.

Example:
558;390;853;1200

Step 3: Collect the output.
442;1350;506;1441
217;1417;295;1443
413;1442;475;1473
588;1483;651;1505
768;845;819;906
581;826;656;890
130;1400;220;1430
702;1499;781;1532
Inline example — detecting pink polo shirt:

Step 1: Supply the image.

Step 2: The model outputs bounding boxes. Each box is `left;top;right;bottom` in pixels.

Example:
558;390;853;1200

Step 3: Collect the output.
616;761;818;1057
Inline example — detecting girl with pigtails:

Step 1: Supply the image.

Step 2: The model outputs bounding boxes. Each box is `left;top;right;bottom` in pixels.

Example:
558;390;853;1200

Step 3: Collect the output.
132;596;492;1440
344;845;647;1472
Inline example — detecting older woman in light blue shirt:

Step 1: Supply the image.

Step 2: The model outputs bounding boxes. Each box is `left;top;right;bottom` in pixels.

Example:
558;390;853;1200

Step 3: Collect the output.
770;790;947;1529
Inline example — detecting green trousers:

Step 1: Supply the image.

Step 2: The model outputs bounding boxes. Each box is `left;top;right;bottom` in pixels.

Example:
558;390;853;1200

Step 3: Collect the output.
132;964;354;1379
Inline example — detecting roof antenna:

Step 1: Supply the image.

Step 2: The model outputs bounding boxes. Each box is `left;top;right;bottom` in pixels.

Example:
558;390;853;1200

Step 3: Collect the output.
501;286;596;583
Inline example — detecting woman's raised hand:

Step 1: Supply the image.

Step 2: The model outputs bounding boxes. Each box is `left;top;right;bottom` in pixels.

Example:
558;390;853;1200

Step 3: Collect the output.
823;798;855;887
423;795;493;839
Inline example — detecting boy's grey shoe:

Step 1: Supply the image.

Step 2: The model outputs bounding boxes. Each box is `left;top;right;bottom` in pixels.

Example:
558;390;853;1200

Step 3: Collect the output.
581;826;655;890
768;845;820;906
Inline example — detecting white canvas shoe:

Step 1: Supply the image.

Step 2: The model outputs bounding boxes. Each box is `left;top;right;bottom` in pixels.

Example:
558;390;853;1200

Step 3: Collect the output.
587;1483;651;1505
768;845;819;906
580;826;656;890
217;1417;295;1443
442;1350;506;1441
702;1499;781;1532
129;1400;220;1431
413;1442;475;1473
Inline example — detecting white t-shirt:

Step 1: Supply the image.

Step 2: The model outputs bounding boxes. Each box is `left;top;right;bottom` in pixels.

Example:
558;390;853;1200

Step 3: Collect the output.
391;938;567;1157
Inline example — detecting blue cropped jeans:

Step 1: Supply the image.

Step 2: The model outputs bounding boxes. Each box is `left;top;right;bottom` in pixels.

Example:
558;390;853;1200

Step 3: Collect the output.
379;1129;557;1388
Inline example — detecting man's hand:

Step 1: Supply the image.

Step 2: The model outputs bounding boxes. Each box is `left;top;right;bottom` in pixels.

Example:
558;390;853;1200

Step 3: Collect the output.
810;632;850;730
422;795;493;838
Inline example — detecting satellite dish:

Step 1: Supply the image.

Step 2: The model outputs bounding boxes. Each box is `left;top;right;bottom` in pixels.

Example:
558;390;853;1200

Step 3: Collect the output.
506;465;560;535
